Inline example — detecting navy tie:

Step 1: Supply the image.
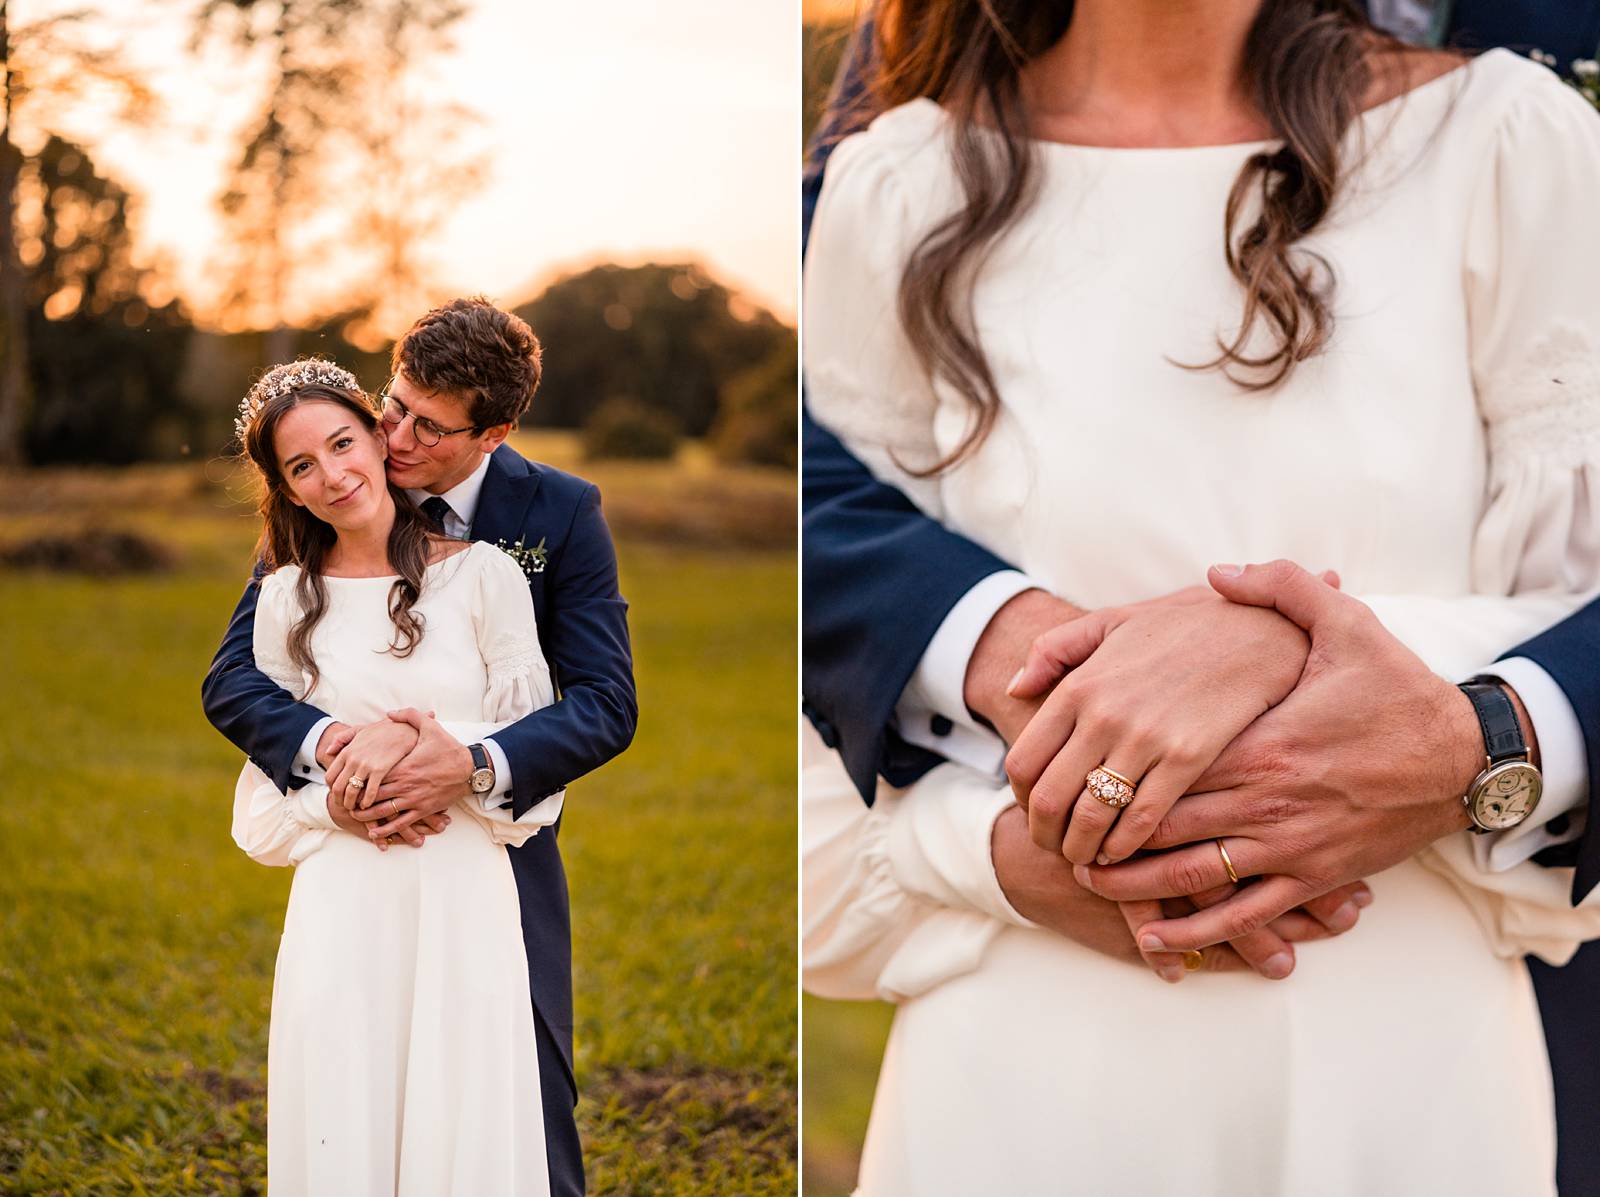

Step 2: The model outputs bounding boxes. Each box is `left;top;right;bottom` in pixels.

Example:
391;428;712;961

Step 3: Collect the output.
420;496;454;533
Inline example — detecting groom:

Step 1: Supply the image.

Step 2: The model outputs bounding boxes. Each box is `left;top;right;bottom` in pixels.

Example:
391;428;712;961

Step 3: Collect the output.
804;8;1600;1193
202;296;634;1197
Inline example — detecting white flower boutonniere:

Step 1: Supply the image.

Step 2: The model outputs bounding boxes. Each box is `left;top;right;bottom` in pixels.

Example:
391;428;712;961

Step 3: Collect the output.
497;536;549;578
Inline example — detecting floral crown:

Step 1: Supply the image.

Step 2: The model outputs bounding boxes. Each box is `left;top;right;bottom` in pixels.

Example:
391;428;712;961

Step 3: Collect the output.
235;358;363;441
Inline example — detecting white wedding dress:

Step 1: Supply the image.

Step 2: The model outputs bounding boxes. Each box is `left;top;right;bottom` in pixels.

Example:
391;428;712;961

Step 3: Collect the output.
803;50;1600;1196
232;541;562;1196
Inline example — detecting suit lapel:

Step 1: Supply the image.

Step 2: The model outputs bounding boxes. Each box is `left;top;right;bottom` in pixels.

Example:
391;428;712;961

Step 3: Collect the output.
470;444;544;548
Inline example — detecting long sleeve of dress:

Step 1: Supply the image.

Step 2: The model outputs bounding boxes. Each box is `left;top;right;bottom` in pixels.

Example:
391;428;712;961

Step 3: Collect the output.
1372;78;1600;963
801;125;1052;1001
231;570;340;867
455;547;565;846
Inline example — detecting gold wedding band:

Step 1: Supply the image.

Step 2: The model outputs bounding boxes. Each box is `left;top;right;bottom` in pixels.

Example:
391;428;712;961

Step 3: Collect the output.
1085;765;1137;808
1182;949;1205;972
349;776;367;790
1217;839;1240;885
388;799;400;817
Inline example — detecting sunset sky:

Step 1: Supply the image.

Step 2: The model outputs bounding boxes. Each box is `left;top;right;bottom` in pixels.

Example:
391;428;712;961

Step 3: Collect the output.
19;0;799;329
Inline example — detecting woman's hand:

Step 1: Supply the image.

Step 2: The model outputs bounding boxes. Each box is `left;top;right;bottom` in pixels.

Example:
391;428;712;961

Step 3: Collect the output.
993;807;1371;980
326;719;422;810
1004;587;1328;867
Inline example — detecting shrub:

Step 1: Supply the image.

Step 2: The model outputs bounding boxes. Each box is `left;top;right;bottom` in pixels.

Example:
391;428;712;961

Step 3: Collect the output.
582;398;682;461
712;351;797;469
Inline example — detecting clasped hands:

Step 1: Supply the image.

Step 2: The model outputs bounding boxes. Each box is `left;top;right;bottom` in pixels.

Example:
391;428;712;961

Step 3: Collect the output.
979;560;1483;984
315;708;476;850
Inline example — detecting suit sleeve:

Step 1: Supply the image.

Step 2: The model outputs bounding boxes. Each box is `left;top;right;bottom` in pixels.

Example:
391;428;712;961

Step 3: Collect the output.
200;573;330;793
802;406;1011;805
483;484;637;819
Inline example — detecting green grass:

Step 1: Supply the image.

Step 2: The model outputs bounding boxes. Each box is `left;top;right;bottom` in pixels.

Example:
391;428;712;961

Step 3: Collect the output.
801;997;893;1197
0;461;797;1195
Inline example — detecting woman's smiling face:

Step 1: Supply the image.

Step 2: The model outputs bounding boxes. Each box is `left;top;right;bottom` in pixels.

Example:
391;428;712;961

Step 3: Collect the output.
273;399;391;532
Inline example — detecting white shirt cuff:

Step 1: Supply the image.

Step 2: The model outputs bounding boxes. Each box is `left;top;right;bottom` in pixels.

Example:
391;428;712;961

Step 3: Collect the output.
894;570;1041;777
480;736;515;808
1470;657;1588;872
294;717;334;784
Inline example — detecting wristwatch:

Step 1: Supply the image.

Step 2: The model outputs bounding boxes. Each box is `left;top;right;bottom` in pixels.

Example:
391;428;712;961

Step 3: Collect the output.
1457;678;1542;834
467;743;496;795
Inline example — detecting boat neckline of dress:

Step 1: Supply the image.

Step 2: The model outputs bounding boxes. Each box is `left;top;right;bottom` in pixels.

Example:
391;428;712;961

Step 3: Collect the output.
310;543;476;582
915;47;1497;156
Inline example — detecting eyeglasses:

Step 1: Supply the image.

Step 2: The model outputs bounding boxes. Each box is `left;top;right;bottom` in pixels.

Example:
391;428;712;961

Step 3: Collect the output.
377;377;478;447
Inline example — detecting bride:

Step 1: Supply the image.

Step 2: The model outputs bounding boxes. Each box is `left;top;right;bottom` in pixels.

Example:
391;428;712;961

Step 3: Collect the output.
802;1;1600;1194
228;360;556;1196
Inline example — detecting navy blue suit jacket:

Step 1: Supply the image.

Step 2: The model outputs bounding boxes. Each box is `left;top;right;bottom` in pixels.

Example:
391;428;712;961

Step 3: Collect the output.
803;9;1600;1192
202;443;638;1098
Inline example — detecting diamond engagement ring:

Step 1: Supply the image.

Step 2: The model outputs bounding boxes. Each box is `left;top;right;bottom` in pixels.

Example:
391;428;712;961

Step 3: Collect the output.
349;777;367;791
1085;765;1136;808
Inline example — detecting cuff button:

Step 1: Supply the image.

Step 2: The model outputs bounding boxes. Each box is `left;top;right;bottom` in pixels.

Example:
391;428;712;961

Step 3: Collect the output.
930;715;954;737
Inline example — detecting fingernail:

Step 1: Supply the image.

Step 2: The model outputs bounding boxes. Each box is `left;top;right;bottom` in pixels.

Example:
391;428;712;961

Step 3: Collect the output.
1157;965;1184;984
1095;853;1110;866
1351;887;1374;908
1212;563;1243;577
1072;865;1092;888
1006;667;1025;696
1139;933;1166;952
1262;951;1294;979
1330;901;1358;931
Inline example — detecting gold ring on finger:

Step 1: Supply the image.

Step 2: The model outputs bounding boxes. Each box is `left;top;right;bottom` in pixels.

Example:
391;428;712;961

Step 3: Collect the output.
1182;949;1205;972
1216;838;1240;885
389;798;400;817
1085;765;1136;808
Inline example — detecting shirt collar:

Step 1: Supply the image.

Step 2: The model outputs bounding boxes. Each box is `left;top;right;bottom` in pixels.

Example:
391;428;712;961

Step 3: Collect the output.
406;450;492;531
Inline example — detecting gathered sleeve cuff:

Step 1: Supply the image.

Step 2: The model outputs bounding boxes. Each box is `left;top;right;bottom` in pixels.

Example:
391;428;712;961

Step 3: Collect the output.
231;762;337;867
462;546;565;846
802;724;1034;1003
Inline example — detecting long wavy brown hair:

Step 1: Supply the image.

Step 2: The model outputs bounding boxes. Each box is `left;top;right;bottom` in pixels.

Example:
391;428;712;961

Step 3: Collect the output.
848;0;1413;473
241;382;435;691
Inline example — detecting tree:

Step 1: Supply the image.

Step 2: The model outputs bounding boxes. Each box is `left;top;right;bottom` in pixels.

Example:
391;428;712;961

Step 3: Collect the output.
193;0;480;357
515;263;795;438
0;0;155;465
18;136;188;464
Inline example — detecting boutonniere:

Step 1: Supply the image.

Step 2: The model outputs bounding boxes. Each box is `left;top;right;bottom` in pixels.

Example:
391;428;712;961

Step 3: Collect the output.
497;536;548;578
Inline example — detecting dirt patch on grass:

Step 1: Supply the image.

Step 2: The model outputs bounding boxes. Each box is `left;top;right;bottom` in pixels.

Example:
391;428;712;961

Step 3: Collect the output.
0;528;178;575
583;1066;796;1182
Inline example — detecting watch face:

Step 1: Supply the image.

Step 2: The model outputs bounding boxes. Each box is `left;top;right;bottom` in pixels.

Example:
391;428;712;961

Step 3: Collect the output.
1471;762;1542;830
470;767;495;794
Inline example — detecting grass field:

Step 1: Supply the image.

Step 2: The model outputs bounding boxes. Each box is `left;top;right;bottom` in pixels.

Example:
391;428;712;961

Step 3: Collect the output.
0;439;797;1194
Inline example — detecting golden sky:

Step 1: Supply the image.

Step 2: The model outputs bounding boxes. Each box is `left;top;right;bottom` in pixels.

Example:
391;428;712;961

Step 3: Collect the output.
22;0;800;327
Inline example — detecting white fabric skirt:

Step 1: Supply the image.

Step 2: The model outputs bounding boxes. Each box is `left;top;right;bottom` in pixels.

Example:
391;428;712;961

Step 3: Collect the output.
268;818;548;1197
856;858;1556;1197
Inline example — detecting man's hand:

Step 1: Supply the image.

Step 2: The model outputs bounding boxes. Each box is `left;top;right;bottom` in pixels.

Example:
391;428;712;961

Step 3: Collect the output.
324;790;450;849
1075;561;1482;954
1004;593;1314;866
327;719;421;809
963;589;1084;744
315;721;356;770
992;805;1370;982
353;708;476;841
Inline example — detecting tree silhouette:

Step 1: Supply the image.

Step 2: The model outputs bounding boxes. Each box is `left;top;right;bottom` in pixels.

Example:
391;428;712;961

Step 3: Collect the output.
193;0;480;359
0;1;156;465
515;262;794;438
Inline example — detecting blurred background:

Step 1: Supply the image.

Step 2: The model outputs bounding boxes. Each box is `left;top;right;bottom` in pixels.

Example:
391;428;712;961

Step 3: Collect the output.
1;0;796;1192
800;5;895;1196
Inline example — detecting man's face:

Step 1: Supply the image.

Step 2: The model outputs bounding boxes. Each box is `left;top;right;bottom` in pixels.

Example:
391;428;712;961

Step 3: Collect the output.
380;371;506;494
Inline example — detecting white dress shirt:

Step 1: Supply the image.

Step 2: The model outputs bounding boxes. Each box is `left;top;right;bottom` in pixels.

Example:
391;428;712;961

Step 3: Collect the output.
292;451;515;801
